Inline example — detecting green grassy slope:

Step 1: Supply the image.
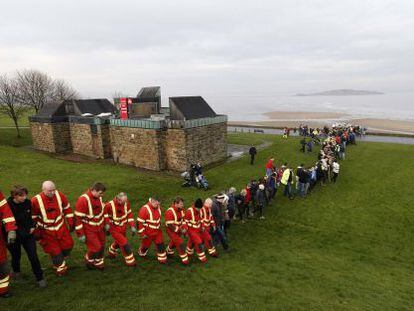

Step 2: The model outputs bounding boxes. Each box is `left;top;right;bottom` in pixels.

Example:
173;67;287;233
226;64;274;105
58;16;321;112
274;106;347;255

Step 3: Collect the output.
0;133;413;310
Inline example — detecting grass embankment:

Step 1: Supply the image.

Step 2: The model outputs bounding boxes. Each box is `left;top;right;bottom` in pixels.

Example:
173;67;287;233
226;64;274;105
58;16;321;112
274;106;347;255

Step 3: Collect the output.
0;132;414;310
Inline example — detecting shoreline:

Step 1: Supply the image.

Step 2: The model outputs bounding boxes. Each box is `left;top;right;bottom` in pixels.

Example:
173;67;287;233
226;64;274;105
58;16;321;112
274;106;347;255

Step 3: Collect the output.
230;111;414;136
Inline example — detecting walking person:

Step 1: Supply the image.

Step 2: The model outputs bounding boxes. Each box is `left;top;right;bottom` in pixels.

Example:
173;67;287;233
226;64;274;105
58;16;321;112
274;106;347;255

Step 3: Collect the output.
6;186;46;288
249;146;257;165
332;160;340;182
256;184;266;220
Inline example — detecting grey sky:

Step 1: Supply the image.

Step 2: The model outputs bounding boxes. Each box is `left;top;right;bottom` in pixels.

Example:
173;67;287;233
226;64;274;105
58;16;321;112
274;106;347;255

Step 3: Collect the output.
1;0;413;103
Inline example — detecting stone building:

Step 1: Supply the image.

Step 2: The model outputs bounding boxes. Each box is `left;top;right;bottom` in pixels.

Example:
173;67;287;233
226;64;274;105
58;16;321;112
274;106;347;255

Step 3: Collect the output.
29;89;228;172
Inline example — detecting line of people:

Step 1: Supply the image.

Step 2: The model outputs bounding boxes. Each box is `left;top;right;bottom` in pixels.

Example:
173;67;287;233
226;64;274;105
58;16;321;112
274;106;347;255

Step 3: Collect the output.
230;124;358;221
0;182;232;298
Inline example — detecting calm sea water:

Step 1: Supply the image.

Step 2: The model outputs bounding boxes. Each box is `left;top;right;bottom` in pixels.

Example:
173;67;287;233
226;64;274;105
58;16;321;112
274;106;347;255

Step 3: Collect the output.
205;91;414;121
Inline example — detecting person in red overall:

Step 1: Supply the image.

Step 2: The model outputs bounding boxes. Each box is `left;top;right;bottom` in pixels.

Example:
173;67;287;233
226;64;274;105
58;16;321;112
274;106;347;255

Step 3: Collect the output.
31;181;75;276
75;182;106;270
137;197;167;264
199;198;218;257
104;192;137;267
165;197;189;265
184;198;207;263
0;190;17;298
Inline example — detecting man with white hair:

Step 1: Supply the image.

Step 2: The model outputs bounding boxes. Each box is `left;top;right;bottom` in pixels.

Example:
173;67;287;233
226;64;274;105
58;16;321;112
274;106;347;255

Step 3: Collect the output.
199;198;218;258
104;192;137;267
31;181;75;276
137;197;167;264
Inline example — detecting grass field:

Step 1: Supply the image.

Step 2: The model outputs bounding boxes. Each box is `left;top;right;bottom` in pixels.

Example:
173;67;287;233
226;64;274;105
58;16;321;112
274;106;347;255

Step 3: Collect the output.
0;110;32;127
1;130;414;310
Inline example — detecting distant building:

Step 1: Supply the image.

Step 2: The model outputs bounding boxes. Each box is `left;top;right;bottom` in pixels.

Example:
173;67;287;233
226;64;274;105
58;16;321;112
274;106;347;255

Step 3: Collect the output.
29;87;228;171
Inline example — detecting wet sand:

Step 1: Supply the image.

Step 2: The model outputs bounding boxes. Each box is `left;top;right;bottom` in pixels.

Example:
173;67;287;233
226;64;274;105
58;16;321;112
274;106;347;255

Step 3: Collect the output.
230;111;414;135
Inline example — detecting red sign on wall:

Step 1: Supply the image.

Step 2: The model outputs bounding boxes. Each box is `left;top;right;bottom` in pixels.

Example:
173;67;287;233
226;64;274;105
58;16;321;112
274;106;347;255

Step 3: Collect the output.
120;97;128;120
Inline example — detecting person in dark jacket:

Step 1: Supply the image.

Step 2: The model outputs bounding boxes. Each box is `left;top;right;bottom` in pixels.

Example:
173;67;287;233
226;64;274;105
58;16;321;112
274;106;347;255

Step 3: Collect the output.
248;146;257;165
234;190;246;223
211;195;229;250
6;186;46;288
256;184;266;220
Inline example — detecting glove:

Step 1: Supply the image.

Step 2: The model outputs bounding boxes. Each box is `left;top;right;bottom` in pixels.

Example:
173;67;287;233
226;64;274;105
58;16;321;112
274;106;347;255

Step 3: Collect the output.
131;227;137;236
78;235;86;243
104;224;111;236
7;231;16;244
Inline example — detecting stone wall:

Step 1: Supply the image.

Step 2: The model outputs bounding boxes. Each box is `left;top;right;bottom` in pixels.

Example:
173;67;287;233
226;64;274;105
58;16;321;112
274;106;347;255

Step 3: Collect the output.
69;122;111;159
30;118;228;172
30;121;72;153
109;126;165;170
183;122;227;170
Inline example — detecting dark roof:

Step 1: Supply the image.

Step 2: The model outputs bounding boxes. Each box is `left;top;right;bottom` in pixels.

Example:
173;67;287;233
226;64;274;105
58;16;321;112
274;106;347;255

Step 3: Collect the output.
137;86;160;101
169;96;217;120
36;99;116;117
37;101;66;116
71;99;116;115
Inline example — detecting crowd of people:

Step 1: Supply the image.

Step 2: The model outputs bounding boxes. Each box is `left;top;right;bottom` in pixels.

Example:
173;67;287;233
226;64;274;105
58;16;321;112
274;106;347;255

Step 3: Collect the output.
0;123;359;298
0;182;234;298
233;124;358;221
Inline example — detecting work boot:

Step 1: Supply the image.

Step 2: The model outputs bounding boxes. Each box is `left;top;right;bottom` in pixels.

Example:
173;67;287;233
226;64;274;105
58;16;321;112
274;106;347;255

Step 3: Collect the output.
37;279;47;288
0;291;13;298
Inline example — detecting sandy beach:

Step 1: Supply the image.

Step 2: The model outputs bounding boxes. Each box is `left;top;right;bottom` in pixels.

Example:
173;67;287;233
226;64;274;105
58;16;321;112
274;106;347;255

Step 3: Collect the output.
230;111;414;135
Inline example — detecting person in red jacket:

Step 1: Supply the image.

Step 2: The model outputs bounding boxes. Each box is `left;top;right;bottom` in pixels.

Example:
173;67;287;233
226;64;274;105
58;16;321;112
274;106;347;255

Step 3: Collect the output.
185;198;207;263
0;190;17;298
137;197;167;264
199;198;218;257
31;181;75;276
104;192;137;267
75;182;106;270
165;197;189;265
265;158;275;177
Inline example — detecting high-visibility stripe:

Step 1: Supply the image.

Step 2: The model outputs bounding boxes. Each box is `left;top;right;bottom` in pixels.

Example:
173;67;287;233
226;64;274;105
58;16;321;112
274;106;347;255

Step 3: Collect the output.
66;213;74;218
37;221;64;231
81;194;104;220
0;276;9;288
0;199;7;207
125;254;134;260
75;224;83;230
63;205;71;210
75;211;87;217
35;192;64;224
109;200;129;222
2;217;15;223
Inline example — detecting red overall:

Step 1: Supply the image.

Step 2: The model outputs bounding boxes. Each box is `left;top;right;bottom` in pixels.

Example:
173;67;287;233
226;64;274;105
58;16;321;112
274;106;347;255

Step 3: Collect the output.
31;191;74;276
75;190;106;270
165;204;189;265
0;192;17;295
200;205;218;257
104;198;136;266
184;206;207;263
137;202;167;264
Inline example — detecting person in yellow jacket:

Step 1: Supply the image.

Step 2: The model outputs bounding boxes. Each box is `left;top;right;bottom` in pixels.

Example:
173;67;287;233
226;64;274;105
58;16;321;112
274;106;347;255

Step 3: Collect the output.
281;165;294;199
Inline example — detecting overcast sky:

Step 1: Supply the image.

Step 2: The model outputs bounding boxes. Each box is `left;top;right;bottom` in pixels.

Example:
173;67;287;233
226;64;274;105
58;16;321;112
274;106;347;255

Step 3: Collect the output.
1;0;413;102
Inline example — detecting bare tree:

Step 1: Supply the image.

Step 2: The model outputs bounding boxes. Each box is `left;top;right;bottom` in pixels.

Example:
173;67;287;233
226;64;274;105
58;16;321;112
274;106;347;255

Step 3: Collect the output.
52;79;79;102
0;74;30;138
16;69;55;114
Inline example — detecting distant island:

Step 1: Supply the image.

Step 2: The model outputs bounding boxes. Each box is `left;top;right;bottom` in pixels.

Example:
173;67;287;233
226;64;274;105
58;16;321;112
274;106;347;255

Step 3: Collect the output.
296;89;384;96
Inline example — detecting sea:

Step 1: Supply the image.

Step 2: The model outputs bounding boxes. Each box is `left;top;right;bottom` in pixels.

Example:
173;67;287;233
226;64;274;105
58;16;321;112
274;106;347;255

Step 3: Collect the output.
204;91;414;122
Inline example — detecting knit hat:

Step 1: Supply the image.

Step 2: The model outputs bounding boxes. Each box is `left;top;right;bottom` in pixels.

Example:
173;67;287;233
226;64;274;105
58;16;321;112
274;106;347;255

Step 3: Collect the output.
194;198;203;209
